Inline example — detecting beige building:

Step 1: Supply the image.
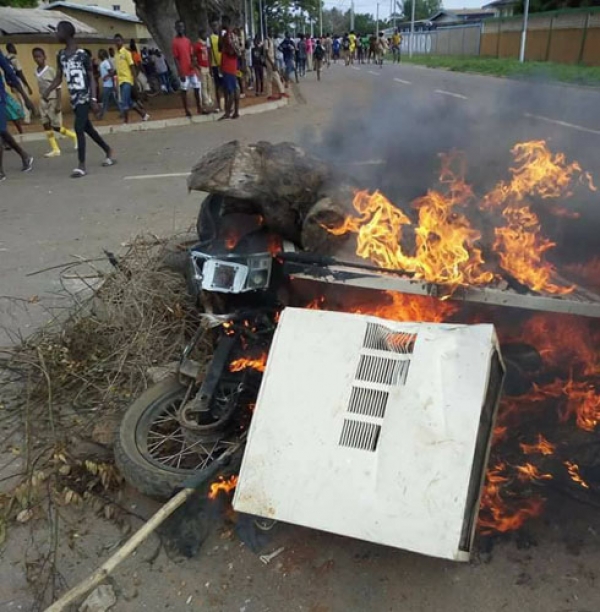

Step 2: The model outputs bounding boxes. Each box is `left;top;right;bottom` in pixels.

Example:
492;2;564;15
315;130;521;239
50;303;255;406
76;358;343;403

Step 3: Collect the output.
44;1;149;40
41;0;137;15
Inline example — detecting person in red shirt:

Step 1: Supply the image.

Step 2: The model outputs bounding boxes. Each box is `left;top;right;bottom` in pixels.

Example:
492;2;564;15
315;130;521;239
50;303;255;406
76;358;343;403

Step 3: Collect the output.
193;29;213;112
171;20;201;116
218;16;241;120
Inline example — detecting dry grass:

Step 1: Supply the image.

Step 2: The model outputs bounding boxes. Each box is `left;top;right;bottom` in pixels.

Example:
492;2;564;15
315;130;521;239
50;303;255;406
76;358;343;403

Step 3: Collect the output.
0;235;209;608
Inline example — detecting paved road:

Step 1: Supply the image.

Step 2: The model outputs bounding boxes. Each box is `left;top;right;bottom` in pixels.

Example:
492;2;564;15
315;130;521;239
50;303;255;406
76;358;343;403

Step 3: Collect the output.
2;63;600;611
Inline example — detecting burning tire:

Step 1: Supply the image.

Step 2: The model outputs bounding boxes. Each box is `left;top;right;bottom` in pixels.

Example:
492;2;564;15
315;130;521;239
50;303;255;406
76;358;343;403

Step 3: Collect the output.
115;376;242;499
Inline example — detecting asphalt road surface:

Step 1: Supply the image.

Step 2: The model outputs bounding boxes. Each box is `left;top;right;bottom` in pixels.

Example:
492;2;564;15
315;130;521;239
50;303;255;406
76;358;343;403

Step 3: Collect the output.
1;63;600;611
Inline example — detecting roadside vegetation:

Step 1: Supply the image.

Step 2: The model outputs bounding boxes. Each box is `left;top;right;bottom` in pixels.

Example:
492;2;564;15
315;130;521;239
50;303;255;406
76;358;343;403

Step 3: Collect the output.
401;55;600;86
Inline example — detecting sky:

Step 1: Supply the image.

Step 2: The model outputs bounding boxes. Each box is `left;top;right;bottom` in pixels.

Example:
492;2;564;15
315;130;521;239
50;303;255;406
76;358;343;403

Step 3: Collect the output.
323;0;486;18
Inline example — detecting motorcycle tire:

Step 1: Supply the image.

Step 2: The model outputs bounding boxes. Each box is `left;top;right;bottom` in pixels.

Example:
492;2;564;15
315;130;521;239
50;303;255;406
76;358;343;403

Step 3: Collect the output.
114;376;195;500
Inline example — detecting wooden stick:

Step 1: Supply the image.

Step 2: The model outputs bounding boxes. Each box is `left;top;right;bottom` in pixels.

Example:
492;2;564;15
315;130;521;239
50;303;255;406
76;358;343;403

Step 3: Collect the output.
45;487;194;612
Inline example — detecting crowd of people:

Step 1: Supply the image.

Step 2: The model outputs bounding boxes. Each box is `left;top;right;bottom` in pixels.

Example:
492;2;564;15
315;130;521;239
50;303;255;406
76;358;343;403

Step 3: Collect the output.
0;17;405;181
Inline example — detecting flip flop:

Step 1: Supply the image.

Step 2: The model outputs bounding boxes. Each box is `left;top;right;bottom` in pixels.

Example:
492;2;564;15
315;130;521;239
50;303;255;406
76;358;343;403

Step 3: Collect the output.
71;168;87;178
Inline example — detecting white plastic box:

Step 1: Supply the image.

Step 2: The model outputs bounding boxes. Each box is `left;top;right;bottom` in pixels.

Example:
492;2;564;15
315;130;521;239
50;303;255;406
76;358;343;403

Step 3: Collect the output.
233;308;504;561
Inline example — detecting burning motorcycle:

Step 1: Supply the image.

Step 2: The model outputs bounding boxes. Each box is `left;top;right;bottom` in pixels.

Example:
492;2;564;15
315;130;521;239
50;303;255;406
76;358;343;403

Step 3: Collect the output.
114;196;286;499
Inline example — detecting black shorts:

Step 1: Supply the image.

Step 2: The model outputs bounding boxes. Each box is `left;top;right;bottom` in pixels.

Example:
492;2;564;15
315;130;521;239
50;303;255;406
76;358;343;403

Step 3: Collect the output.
211;66;222;87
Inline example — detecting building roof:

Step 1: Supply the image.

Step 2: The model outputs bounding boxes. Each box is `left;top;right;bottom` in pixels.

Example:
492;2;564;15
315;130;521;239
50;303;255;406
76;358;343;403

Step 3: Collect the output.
0;7;97;35
429;9;496;21
45;2;142;24
482;0;519;8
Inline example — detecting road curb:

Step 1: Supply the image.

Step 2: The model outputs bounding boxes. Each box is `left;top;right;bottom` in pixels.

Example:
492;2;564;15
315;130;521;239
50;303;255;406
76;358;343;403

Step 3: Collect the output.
14;98;289;144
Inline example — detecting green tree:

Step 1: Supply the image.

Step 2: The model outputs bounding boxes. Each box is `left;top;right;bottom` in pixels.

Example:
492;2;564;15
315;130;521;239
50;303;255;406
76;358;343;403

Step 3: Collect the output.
400;0;443;21
0;0;38;6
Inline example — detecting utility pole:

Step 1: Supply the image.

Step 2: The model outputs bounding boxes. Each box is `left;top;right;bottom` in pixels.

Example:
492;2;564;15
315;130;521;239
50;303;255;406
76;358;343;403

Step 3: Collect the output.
350;0;355;31
376;2;380;36
409;0;416;58
319;0;323;36
258;0;264;40
519;0;530;63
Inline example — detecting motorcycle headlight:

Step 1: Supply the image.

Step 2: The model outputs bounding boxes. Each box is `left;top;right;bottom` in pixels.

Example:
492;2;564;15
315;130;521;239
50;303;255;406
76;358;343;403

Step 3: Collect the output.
245;257;272;290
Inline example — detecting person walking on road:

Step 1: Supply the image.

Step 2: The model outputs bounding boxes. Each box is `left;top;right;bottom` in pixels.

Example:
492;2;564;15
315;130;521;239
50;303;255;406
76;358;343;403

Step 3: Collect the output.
32;47;77;157
342;34;351;66
324;33;332;67
279;32;297;86
5;43;33;124
296;33;307;78
313;38;325;81
264;31;285;100
376;32;388;68
332;35;340;63
391;28;402;63
44;20;114;178
0;50;34;181
172;21;202;117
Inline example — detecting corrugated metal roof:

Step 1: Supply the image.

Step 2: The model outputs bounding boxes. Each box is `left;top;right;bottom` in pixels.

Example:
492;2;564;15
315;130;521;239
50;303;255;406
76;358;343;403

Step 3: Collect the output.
0;7;97;35
45;2;142;24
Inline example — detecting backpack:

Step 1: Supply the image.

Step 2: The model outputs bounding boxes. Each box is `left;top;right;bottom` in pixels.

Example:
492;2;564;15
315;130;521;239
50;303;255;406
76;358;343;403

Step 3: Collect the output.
342;39;350;50
314;45;325;60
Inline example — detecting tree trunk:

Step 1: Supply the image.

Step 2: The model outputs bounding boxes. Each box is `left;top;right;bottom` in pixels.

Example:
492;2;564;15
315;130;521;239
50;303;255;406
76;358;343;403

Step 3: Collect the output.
134;0;179;71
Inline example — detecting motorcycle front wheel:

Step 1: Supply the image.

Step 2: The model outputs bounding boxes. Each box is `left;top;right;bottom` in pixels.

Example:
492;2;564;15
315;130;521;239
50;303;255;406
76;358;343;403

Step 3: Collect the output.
114;376;242;499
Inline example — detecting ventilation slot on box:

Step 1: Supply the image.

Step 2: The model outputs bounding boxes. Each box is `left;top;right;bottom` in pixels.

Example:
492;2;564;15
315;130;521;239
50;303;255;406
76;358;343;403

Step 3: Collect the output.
339;419;381;452
363;323;417;354
348;386;389;418
356;354;411;386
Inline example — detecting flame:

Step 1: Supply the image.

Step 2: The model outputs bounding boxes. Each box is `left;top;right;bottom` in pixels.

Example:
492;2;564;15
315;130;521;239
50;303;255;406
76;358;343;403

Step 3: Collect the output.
350;291;457;323
478;463;545;534
520;434;556;456
305;291;456;323
558;380;600;433
566;257;600;292
516;314;599;377
493;205;572;294
208;475;239;499
324;141;594;295
515;463;553;482
564;461;590;490
229;353;268;373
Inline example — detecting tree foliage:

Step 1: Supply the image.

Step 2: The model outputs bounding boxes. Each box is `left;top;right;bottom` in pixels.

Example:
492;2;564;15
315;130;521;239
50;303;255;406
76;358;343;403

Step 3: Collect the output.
0;0;38;6
399;0;443;21
321;7;391;35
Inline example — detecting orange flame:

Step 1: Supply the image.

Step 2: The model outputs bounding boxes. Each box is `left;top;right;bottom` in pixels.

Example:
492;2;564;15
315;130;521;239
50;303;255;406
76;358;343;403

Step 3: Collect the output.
564;461;590;490
350;291;457;323
208;475;239;500
324;141;594;295
519;434;556;456
229;353;268;373
516;314;599;377
515;463;553;482
478;463;545;534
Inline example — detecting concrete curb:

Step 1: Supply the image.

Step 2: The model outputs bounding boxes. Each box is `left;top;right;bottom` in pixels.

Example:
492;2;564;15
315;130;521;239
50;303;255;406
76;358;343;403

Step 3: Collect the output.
15;98;289;144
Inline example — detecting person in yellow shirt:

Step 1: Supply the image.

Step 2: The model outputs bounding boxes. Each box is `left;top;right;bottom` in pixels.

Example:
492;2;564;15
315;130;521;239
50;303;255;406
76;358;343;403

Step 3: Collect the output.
391;28;402;63
348;30;356;64
114;33;149;123
208;21;223;112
